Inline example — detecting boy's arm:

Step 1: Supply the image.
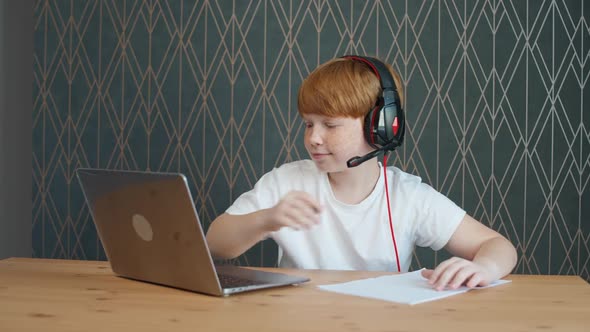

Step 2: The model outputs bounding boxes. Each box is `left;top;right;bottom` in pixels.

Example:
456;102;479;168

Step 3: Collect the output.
422;214;518;290
205;211;274;259
206;191;322;259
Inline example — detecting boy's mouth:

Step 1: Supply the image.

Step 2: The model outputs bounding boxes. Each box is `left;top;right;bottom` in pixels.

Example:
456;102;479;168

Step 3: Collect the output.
311;153;331;159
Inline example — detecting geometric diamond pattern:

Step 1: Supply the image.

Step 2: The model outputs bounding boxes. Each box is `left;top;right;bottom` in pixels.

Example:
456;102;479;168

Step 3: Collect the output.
33;0;589;281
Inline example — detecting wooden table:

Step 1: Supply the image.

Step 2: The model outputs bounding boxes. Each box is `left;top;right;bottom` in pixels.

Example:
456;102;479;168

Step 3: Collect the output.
0;258;588;331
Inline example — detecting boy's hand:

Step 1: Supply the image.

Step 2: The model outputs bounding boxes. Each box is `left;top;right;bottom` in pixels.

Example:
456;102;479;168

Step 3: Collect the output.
420;257;494;291
266;191;322;231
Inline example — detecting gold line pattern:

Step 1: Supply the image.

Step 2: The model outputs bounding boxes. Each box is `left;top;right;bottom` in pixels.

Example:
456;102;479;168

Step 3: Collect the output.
33;0;589;280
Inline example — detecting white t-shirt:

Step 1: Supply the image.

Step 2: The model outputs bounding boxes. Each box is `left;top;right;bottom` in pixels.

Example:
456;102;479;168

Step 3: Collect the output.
225;160;466;272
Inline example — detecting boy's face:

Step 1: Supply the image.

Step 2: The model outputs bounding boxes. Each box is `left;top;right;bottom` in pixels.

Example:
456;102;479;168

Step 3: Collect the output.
302;113;373;172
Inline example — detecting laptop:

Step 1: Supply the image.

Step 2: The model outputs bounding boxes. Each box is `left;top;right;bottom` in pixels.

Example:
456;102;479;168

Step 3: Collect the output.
76;168;309;296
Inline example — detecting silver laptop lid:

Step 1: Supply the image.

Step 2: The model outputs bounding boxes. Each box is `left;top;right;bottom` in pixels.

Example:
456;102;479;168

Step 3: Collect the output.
76;168;225;296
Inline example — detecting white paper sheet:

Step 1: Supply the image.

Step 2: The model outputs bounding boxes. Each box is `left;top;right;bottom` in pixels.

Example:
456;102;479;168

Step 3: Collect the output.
317;270;511;305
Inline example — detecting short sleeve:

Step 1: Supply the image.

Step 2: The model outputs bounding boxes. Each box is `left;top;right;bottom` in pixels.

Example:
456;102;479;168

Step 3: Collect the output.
412;184;466;251
225;169;281;216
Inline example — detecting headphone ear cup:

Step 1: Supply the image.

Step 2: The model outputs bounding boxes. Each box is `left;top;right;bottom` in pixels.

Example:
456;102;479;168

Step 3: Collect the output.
363;106;381;149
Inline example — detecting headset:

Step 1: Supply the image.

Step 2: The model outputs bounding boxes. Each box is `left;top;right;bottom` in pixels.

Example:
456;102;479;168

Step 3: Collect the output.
342;55;405;272
342;55;406;168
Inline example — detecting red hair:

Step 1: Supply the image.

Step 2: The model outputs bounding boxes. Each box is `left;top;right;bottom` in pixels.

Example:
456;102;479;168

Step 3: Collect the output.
298;57;404;118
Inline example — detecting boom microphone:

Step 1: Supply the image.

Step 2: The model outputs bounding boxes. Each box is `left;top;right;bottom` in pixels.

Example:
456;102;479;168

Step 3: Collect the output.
347;140;400;168
346;148;387;168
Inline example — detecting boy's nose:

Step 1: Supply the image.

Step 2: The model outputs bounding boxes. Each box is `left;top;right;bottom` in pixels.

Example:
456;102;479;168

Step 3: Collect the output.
308;127;323;145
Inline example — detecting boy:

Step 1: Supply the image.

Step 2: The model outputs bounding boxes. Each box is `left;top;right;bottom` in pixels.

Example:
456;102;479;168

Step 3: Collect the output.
206;56;517;291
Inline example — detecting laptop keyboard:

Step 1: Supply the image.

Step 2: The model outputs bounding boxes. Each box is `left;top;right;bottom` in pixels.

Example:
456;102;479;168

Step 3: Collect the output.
217;273;261;288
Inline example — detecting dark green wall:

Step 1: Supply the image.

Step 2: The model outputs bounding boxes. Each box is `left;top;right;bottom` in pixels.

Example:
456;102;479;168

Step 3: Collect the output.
33;0;589;280
1;0;32;259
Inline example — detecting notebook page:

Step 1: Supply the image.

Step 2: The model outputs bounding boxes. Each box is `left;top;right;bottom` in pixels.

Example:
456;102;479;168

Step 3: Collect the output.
317;269;511;305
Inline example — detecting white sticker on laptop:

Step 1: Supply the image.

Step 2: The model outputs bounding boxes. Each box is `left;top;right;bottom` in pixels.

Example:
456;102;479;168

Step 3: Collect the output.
132;214;154;241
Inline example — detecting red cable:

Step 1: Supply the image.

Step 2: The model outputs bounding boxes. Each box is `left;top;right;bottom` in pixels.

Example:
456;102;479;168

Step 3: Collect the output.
383;153;401;273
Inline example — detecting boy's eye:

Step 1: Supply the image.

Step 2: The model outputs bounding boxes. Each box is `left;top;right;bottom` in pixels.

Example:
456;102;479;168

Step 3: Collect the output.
305;122;313;128
325;123;338;128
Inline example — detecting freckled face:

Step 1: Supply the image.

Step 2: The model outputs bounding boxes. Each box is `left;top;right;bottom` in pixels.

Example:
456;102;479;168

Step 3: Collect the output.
302;114;373;172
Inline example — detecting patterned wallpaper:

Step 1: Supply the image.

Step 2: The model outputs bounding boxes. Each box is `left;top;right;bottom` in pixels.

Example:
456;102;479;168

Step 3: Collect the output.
33;0;589;280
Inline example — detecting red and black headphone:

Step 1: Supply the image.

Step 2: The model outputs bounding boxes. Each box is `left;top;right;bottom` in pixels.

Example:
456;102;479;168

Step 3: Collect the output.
342;56;405;168
343;55;404;272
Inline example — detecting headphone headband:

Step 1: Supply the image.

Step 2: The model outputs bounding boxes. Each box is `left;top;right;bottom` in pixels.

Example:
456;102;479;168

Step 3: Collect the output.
342;55;397;94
